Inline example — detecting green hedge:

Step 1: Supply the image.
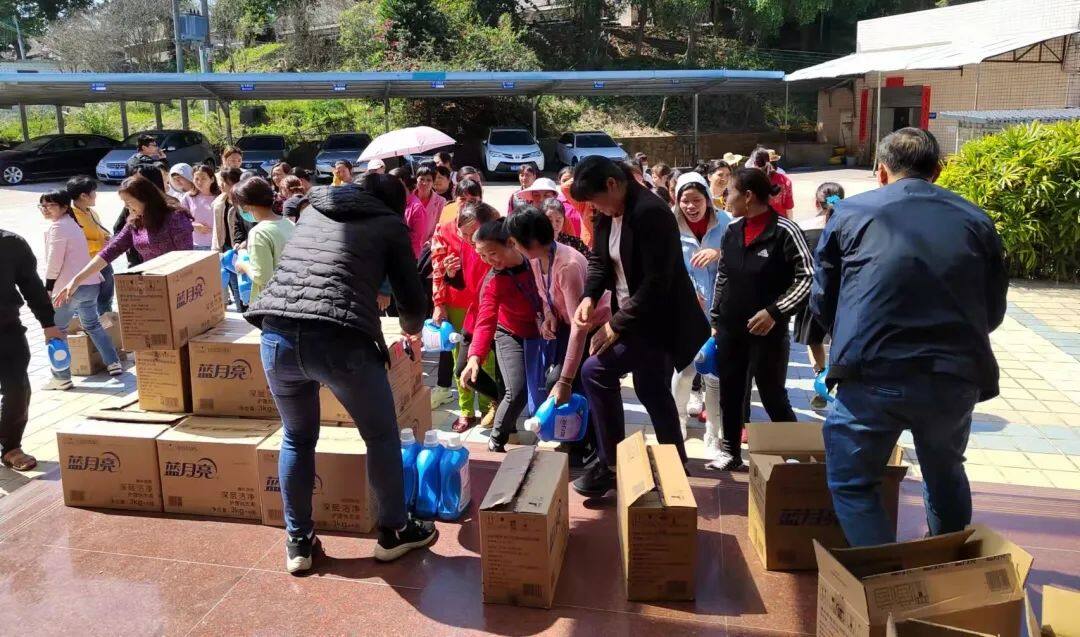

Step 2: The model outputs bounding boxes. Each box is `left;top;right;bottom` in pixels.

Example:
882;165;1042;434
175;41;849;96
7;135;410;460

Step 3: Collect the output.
938;120;1080;281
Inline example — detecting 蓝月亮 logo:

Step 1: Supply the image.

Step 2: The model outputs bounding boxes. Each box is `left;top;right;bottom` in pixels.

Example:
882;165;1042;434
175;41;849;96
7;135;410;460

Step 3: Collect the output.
175;276;206;309
164;457;218;479
67;451;121;472
197;359;252;380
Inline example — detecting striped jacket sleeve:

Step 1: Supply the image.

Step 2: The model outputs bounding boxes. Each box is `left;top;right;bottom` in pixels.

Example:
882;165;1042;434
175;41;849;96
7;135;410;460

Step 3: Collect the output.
766;216;814;321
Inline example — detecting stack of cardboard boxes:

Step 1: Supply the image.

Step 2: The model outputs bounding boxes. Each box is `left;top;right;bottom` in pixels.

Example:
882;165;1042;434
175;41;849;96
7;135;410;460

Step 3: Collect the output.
57;250;426;533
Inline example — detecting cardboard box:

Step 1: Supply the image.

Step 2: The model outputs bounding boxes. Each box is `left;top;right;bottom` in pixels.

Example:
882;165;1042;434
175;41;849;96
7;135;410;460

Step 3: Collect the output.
616;431;697;601
747;422;908;571
321;384;432;438
57;420;172;511
157;416;279;520
87;397;189;425
68;321;125;376
135;348;191;413
115;250;223;351
815;526;1033;637
479;447;569;609
256;426;375;533
189;317;276;419
890;586;1079;637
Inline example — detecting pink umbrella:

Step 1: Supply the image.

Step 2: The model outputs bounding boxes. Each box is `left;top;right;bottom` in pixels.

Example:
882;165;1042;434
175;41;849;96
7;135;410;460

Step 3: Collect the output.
357;126;456;162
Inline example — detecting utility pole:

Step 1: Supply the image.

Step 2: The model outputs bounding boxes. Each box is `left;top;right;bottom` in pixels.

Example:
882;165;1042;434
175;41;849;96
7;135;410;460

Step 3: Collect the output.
171;0;189;129
199;0;212;115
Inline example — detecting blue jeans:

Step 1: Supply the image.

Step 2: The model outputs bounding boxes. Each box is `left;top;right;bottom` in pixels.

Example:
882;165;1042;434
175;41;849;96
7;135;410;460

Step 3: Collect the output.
260;317;406;537
824;374;979;546
53;284;120;380
97;263;115;315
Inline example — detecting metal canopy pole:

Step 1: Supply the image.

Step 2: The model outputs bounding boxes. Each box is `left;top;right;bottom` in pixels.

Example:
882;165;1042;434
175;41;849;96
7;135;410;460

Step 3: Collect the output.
180;99;190;129
873;71;883;170
692;93;700;165
18;104;29;142
223;101;233;144
154;103;164;129
532;95;541;138
120;101;130;138
55;105;65;134
383;84;391;133
784;82;790;128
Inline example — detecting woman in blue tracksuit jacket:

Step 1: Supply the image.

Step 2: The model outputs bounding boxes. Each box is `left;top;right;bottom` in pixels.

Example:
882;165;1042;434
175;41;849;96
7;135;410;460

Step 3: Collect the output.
671;172;731;456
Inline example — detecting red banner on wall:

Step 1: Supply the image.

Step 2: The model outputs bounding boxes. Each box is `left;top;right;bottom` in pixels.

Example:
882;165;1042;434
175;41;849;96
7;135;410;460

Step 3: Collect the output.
858;89;870;143
920;86;932;129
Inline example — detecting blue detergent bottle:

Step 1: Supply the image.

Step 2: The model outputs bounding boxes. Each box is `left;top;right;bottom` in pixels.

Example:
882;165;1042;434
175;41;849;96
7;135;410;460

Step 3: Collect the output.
421;319;462;352
814;367;835;404
436;433;471;521
400;428;422;512
47;337;71;372
236;253;252;304
524;394;590;443
414;430;444;519
694;337;718;376
220;249;236;292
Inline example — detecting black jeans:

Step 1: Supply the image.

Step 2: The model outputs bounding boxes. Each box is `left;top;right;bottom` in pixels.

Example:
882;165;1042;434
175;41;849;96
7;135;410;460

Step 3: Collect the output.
490;331;528;444
715;322;797;460
455;333;502;405
0;326;32;456
437;350;453;388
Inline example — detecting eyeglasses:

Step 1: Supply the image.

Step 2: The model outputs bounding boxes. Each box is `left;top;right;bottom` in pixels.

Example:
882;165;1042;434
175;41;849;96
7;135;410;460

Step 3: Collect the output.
38;202;60;210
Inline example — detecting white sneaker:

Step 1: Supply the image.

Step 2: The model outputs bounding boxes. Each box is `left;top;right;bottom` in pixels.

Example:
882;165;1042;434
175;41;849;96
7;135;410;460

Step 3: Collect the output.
106;362;123;376
43;378;73;391
686;392;704;418
430;386;454;409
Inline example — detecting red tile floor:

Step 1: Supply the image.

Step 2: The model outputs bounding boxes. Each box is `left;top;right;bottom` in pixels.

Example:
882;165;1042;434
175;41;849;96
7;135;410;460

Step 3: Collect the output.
1;445;1077;636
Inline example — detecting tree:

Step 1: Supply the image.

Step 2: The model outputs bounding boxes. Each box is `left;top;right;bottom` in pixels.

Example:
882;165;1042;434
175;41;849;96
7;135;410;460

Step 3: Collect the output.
473;0;519;27
377;0;445;51
41;0;172;71
652;0;709;66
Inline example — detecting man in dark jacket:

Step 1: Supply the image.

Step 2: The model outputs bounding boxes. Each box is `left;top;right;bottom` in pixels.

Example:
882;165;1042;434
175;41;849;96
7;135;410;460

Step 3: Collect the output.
245;176;433;574
569;156;710;496
0;230;65;472
811;128;1008;546
125;133;168;176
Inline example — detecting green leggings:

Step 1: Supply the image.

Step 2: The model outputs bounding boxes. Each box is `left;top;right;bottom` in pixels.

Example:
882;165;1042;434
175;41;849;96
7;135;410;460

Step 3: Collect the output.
447;306;498;416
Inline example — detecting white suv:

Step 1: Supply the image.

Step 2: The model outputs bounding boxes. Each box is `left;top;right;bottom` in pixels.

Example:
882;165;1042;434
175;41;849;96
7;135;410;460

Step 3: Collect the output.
482;127;545;178
555;131;628;167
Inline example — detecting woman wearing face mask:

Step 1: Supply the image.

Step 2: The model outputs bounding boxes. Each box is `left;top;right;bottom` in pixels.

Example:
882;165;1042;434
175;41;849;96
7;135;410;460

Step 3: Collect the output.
39;189;123;387
52;176;194;308
431;201;501;430
213;167;246;311
708;168;813;471
670;172;732;456
459;218;545;453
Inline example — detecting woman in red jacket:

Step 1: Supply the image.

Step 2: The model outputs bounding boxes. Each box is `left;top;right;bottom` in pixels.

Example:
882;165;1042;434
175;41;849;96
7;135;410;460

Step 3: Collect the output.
460;218;546;452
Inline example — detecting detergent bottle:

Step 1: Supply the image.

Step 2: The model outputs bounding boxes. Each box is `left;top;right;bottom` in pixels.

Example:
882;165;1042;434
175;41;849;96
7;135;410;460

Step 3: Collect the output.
400;428;422;512
219;249;235;293
694;337;718;376
414;429;444;519
814;367;835;404
421;319;462;352
236;253;253;305
47;337;71;372
523;394;590;443
436;433;471;521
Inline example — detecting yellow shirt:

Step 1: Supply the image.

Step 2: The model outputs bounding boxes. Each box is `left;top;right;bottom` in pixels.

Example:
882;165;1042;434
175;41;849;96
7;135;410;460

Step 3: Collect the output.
439;200;461;226
72;205;110;257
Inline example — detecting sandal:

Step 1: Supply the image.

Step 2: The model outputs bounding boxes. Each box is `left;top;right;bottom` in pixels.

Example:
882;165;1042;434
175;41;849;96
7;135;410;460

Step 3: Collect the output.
1;448;37;472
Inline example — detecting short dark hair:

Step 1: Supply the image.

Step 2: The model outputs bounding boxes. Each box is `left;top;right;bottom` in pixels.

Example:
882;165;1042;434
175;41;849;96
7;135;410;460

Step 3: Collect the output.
389;166;415;191
878;127;941;180
557;166;573;183
40;188;72;211
358;172;407;216
474;218;510;244
454;178;482;199
434;151;453;166
136;134;157;150
458;166;481;184
540;197;565;219
232;176;275;208
518;164;539;177
334;159;353;169
240;169;261;182
457;201;499;227
415;165;435;180
217;166;243;186
135;165;166;191
732;167;779;203
707;160;732;177
222;146;242;159
570;155;627;200
66;175;98;200
434;165;452;179
292;168;314;182
505;206;555;248
749;147;770;168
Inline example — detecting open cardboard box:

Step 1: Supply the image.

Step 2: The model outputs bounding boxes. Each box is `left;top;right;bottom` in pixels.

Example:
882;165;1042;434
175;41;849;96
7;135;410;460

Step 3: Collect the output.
886;585;1079;637
816;526;1033;637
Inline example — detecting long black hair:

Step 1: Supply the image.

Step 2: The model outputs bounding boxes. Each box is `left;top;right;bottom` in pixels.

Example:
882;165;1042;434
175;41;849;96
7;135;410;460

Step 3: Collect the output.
731;168;780;204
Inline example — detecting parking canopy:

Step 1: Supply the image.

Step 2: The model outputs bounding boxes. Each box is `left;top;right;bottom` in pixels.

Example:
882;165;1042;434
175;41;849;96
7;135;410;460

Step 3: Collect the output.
0;70;785;107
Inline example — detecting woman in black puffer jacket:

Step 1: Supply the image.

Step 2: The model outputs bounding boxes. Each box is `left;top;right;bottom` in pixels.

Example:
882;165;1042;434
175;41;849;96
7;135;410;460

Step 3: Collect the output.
245;174;435;574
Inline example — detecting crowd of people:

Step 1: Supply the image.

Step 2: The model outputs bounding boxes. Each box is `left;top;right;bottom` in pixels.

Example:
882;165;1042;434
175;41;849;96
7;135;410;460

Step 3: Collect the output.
0;127;1006;577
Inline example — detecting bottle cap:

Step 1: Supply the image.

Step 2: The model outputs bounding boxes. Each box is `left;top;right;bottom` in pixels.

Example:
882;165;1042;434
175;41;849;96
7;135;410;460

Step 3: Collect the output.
523;417;540;433
423;429;440;447
448;332;462;344
400;428;415;444
444;433;463;449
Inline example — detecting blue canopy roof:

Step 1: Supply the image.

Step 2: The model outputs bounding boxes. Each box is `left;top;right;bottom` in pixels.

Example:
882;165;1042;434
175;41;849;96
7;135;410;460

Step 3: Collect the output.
0;70;785;107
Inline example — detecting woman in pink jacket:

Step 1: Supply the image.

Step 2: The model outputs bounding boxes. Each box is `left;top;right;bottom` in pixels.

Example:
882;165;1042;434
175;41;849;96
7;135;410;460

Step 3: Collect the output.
39;189;122;388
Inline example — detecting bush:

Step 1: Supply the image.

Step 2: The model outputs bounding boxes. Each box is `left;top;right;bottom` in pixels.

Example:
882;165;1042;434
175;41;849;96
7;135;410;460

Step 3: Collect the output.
938;121;1080;281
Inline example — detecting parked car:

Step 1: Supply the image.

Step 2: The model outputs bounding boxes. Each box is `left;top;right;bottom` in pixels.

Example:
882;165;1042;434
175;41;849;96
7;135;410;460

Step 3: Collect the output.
555;131;628;167
236;134;290;176
0;134;119;185
95;130;215;183
482;128;544;178
314;132;372;182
